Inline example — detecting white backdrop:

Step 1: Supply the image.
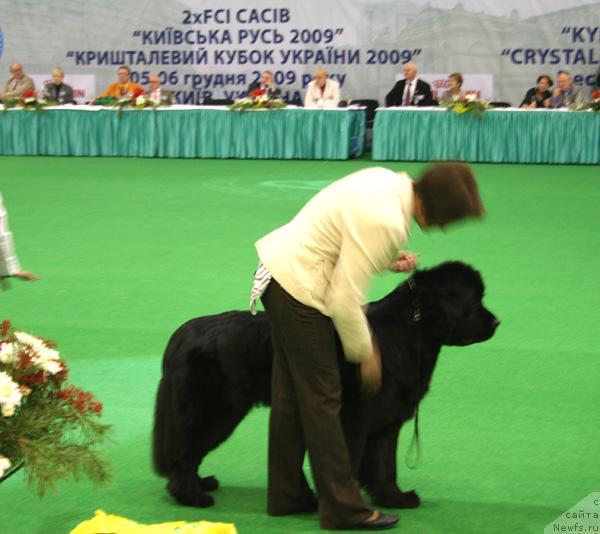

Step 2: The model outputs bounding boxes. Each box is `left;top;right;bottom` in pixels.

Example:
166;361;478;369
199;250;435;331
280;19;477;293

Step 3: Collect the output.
0;0;598;106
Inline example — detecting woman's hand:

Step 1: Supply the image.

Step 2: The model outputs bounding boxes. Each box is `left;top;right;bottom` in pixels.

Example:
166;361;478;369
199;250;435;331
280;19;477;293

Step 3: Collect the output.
389;251;419;272
13;270;38;281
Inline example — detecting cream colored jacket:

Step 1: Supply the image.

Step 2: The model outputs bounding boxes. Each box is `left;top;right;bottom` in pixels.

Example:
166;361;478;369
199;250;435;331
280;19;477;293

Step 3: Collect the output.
256;167;414;363
304;78;341;108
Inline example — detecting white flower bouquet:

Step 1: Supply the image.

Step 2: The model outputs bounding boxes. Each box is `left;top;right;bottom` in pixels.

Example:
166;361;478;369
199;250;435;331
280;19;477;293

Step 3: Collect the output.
0;320;111;495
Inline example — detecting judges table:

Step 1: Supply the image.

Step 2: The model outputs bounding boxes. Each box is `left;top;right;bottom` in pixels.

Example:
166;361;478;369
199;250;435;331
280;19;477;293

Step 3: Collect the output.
0;105;366;160
372;107;600;164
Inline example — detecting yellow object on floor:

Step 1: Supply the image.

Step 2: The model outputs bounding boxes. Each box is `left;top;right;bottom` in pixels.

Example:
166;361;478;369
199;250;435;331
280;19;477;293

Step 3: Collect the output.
70;509;238;534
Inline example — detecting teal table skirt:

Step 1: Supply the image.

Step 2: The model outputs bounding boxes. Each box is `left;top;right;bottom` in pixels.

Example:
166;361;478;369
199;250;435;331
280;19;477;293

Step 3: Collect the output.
156;108;365;159
0;109;38;156
372;108;600;164
0;107;365;160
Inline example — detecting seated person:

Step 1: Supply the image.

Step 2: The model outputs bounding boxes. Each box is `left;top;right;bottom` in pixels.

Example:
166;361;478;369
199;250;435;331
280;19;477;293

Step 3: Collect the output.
439;73;464;104
99;66;143;98
247;70;281;98
520;75;552;108
304;69;340;108
385;63;433;107
550;71;585;108
43;68;74;104
0;63;35;100
147;74;174;104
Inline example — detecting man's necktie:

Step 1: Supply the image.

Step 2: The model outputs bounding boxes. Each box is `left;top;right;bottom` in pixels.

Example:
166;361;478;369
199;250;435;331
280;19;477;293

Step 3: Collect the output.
403;82;412;106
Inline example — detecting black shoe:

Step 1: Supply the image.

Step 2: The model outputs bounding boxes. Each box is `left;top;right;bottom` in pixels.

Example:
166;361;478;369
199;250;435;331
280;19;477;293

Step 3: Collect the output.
353;512;399;530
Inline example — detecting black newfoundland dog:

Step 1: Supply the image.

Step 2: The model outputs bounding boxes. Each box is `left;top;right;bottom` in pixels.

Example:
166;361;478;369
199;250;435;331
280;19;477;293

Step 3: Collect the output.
153;261;499;508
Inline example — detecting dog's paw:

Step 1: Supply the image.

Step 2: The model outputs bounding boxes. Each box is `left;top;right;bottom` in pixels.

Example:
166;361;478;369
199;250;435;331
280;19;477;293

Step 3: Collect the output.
396;489;420;508
167;478;215;507
200;475;219;492
372;487;421;509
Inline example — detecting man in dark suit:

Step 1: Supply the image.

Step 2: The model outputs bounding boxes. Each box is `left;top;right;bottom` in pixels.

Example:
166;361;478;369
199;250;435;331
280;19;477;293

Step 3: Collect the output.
43;68;74;104
385;63;433;107
246;70;281;98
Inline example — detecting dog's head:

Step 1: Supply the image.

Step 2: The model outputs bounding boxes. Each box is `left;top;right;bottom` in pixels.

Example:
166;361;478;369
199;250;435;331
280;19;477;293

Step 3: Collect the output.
411;261;499;346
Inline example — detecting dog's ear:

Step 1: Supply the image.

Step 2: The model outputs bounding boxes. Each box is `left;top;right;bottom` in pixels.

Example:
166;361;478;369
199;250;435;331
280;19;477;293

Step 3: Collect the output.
412;262;484;304
418;289;459;337
410;265;474;341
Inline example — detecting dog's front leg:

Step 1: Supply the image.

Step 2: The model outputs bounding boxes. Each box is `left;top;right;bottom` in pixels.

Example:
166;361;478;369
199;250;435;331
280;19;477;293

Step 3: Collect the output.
359;423;420;509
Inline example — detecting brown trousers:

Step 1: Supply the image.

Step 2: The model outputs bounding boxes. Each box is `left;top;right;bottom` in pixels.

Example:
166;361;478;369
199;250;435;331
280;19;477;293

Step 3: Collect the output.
262;279;372;529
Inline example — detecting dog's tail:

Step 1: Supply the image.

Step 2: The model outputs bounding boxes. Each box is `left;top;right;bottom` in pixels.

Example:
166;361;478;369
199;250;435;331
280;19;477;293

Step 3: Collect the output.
152;329;193;477
153;375;177;476
153;331;226;477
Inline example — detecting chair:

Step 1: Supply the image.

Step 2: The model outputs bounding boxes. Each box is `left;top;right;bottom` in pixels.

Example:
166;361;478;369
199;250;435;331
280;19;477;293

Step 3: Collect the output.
350;99;379;128
201;98;233;106
490;101;512;108
348;99;380;152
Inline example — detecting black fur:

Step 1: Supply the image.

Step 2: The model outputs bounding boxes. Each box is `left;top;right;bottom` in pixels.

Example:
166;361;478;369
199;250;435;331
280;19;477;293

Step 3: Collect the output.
153;261;499;508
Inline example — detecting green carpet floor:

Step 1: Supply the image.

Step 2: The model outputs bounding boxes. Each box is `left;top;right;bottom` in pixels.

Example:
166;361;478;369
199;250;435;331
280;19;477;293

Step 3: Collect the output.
0;156;598;533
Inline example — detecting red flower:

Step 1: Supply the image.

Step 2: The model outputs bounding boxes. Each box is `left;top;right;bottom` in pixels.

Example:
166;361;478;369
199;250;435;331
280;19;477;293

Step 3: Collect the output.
58;385;103;415
21;370;47;385
21;90;36;99
132;87;145;98
49;361;69;385
249;88;266;98
56;361;68;382
1;320;10;336
592;90;600;100
17;349;34;369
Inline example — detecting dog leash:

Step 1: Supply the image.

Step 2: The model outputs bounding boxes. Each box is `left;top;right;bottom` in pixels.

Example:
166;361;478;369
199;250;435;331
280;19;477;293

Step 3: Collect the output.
405;275;423;469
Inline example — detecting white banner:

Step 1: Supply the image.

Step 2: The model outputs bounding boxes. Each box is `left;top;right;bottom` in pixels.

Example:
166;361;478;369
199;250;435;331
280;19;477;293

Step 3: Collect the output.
0;0;598;106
